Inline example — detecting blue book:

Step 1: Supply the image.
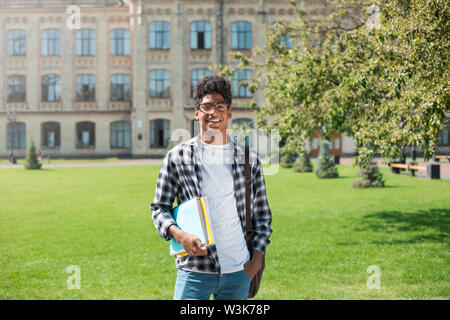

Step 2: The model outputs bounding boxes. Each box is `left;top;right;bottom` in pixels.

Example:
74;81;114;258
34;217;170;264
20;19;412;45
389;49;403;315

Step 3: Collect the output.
170;196;214;257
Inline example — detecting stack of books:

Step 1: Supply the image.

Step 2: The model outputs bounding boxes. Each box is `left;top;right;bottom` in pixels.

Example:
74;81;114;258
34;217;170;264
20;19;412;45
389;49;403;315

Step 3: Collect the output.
170;196;214;257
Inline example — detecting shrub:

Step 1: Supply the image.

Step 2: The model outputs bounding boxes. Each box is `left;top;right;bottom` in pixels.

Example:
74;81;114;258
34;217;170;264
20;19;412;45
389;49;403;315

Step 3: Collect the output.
293;148;313;172
315;139;338;178
280;149;296;168
24;137;41;170
352;161;385;188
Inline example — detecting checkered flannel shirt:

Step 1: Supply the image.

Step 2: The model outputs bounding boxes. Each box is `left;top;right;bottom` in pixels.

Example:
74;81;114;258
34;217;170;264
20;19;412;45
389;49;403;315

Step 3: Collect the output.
150;133;273;273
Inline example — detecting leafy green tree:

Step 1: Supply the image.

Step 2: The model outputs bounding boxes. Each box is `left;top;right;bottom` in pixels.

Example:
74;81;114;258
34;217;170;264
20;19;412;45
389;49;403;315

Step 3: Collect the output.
315;139;338;178
24;137;41;170
220;0;449;169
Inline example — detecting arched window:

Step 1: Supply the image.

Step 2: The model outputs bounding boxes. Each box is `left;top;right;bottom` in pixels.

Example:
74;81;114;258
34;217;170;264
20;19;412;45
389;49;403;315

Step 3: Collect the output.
7;122;26;149
42;29;61;56
41;122;60;148
149;70;170;98
148;21;170;49
190;21;212;50
150;119;170;148
7;75;26;102
231;21;252;50
76;121;95;148
110;121;131;148
110;29;130;55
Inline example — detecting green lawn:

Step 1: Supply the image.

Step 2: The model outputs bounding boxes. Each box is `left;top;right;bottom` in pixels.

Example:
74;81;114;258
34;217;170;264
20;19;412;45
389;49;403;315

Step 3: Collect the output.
0;164;448;299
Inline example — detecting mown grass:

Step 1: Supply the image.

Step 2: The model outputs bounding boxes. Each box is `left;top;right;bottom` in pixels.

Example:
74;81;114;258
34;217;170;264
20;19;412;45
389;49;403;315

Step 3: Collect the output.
0;164;448;299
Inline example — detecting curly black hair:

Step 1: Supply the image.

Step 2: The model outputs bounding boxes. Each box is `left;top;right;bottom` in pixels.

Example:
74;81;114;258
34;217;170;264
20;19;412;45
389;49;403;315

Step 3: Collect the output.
193;75;232;108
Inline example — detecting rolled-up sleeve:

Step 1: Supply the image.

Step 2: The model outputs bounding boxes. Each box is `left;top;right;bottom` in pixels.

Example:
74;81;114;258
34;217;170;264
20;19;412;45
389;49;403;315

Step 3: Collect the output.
150;151;177;241
251;156;273;253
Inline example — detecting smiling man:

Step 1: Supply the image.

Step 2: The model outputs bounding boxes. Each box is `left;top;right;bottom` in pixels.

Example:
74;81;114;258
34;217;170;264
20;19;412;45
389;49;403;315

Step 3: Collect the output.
150;75;272;300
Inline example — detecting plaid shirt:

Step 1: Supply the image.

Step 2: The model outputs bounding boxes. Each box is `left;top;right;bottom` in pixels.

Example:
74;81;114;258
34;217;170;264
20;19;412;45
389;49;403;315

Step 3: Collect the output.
150;133;272;273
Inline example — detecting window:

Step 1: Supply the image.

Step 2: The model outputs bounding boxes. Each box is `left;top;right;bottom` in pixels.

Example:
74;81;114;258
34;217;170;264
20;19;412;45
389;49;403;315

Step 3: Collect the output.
149;70;170;98
232;69;253;98
232;118;254;128
41;74;61;102
150;119;170;148
76;121;95;148
312;138;318;150
190;21;212;50
148;21;170;49
7;75;26;102
110;121;131;148
110;74;130;101
110;29;130;55
7;122;26;149
271;22;293;49
231;21;252;50
41;122;60;148
76;29;96;56
191;120;200;138
8;30;26;56
42;29;61;56
438;120;449;146
190;69;211;97
76;74;96;101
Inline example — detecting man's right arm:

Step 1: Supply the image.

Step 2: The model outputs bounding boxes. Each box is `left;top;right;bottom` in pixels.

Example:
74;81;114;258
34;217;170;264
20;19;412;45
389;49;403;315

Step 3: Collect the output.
150;152;178;241
150;152;207;257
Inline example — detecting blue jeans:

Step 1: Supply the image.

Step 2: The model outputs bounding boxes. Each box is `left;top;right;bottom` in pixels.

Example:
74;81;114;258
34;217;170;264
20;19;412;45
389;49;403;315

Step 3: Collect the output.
173;268;252;300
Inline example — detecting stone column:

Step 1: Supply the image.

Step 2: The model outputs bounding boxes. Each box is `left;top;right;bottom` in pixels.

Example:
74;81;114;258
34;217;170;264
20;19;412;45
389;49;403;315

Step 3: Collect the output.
171;1;187;134
130;0;147;155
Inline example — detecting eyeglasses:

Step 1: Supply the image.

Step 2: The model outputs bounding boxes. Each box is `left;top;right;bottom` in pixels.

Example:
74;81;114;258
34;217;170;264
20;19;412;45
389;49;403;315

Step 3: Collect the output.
196;102;229;114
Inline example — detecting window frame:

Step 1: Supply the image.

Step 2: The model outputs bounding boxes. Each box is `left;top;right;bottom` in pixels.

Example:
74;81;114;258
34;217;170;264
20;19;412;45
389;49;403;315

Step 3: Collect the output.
149;69;171;99
42;29;61;56
41;74;61;102
148;21;170;50
110;121;131;149
190;21;212;50
110;74;131;102
76;29;96;56
7;29;26;56
231;21;252;50
7;75;26;102
110;28;130;56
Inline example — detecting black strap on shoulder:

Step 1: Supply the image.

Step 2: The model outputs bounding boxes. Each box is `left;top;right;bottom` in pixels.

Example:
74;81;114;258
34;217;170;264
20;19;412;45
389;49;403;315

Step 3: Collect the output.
244;136;253;251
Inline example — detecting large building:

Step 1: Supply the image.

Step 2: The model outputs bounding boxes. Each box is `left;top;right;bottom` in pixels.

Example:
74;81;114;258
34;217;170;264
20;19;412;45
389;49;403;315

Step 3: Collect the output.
0;0;447;159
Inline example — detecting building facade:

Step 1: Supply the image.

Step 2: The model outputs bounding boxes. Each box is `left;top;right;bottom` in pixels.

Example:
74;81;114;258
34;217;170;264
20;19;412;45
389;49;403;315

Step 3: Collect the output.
0;0;446;159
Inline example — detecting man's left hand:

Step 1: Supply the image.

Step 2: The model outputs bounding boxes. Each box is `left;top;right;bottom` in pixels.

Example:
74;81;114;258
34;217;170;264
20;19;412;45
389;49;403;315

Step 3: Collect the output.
243;250;263;279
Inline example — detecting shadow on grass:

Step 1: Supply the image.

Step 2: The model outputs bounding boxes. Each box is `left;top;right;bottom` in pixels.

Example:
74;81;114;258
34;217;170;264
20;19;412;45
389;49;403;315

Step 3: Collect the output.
352;208;450;245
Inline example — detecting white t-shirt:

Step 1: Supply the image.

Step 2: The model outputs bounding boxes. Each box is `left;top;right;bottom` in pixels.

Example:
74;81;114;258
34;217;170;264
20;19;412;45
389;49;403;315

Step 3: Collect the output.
199;138;250;274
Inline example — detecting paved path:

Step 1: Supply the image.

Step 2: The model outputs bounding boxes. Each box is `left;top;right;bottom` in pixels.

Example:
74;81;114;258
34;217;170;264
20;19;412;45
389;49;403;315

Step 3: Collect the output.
0;159;163;169
1;157;449;180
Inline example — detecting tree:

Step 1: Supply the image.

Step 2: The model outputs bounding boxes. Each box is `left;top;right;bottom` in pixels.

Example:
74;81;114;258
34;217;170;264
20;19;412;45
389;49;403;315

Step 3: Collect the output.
24;137;41;170
315;138;338;178
221;0;449;169
352;161;385;188
293;147;313;172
